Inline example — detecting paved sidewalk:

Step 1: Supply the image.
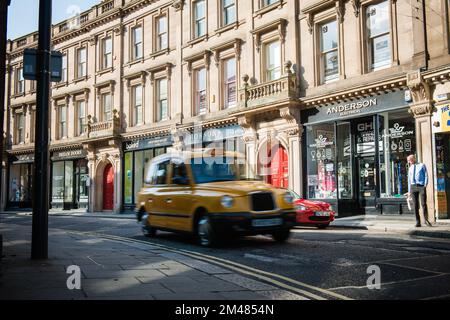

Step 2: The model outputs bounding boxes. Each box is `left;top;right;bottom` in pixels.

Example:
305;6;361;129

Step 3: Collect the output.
331;215;450;239
1;210;136;220
0;223;305;300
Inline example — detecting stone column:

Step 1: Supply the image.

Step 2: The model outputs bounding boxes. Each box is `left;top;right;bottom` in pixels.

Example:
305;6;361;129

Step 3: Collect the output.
407;71;436;223
280;106;302;195
84;145;96;213
286;127;303;195
238;115;257;179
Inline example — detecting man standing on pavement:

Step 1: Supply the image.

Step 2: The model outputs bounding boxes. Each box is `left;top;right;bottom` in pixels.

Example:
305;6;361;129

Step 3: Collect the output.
407;155;432;227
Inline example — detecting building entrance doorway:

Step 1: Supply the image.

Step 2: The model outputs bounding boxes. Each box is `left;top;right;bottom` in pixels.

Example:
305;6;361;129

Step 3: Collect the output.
436;133;450;219
103;164;114;211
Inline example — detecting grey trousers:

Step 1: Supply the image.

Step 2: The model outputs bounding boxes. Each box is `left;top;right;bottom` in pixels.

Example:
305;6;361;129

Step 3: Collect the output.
410;185;428;225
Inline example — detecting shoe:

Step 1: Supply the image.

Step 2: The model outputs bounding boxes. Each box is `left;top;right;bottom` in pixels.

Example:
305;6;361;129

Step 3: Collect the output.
415;224;421;227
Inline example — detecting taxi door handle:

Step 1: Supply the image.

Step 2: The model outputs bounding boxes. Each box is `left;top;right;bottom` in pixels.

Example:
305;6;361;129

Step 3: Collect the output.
165;198;173;204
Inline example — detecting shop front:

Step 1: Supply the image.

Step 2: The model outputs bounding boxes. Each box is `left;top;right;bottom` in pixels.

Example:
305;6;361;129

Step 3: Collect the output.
123;135;173;210
51;149;89;211
433;101;450;219
302;90;416;216
7;153;34;208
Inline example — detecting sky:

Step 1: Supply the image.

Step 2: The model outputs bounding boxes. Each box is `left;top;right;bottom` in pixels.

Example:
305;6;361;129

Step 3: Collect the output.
7;0;101;40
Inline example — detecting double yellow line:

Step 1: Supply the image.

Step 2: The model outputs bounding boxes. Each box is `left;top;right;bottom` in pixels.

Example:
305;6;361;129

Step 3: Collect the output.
69;231;353;301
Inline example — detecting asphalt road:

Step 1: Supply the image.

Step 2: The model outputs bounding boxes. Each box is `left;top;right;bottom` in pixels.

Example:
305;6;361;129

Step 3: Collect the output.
2;214;450;300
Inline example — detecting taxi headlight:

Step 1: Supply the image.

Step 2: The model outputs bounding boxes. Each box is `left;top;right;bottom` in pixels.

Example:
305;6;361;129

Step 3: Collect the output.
221;196;234;208
284;193;294;204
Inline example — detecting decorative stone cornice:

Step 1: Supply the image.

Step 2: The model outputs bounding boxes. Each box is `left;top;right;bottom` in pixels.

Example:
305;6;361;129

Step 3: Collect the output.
237;115;253;129
280;106;299;124
171;0;184;11
185;51;212;75
251;19;287;52
335;0;346;23
409;102;434;118
147;63;174;83
351;0;361;17
406;70;434;104
210;39;243;66
303;78;406;107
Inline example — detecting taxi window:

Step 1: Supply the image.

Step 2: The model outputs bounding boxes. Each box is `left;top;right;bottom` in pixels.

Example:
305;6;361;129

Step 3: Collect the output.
171;159;189;185
146;160;170;185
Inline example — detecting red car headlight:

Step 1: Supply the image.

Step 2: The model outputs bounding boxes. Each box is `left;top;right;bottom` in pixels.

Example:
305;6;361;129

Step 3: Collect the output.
295;204;308;211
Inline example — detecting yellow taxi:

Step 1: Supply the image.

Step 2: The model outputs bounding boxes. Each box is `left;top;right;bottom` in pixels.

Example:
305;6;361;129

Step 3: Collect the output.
136;149;296;247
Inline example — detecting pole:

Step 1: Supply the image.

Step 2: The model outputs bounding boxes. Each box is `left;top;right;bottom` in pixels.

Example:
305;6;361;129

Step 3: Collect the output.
31;0;52;260
0;0;11;211
421;0;429;71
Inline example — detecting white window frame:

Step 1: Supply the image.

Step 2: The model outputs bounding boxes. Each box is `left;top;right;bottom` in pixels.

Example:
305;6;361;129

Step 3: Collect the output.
222;0;236;26
264;40;282;82
194;67;207;115
102;37;113;69
193;0;207;39
319;20;339;84
223;57;237;109
77;47;87;78
16;113;25;144
156;15;168;51
76;100;86;136
365;0;392;71
132;85;143;126
132;26;143;60
156;78;168;122
59;105;68;139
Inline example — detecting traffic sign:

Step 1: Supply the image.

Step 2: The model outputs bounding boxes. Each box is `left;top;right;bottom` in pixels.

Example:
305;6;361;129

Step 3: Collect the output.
23;48;62;82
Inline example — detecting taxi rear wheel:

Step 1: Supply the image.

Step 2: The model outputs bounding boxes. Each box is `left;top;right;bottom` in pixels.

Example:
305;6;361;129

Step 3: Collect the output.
197;216;219;247
272;228;291;243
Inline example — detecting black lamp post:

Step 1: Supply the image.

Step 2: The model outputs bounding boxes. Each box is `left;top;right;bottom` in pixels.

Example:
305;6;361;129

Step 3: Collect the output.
0;0;11;212
31;0;52;260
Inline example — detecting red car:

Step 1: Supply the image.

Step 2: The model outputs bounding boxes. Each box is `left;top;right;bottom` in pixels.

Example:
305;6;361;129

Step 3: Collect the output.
288;190;336;229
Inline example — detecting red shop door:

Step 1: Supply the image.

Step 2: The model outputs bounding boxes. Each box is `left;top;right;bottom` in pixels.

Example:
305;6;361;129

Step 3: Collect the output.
103;164;114;210
270;146;289;188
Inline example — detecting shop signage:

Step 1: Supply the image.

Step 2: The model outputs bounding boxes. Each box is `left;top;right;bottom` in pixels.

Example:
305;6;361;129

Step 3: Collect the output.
302;90;408;125
51;149;87;161
184;125;244;146
327;99;377;117
12;153;35;164
441;105;450;132
124;136;173;152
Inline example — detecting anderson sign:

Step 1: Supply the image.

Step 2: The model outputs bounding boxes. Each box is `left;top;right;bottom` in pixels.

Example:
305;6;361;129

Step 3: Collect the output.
327;99;377;117
302;90;407;125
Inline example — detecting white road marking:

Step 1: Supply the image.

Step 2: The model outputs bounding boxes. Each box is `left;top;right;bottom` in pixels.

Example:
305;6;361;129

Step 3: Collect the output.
244;253;278;263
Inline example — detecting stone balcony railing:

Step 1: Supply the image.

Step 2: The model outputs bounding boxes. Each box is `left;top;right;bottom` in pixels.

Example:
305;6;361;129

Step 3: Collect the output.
238;61;297;110
86;109;121;139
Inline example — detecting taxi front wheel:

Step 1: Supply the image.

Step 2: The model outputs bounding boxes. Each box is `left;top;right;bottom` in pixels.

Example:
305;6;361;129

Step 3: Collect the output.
272;229;291;243
197;216;219;247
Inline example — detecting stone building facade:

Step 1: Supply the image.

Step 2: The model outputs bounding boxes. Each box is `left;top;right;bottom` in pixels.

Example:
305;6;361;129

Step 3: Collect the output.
2;0;450;220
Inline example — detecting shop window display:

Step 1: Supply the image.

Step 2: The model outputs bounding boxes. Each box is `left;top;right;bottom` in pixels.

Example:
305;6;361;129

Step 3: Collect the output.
9;164;32;204
306;124;337;199
336;122;353;199
124;147;166;206
378;110;416;198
